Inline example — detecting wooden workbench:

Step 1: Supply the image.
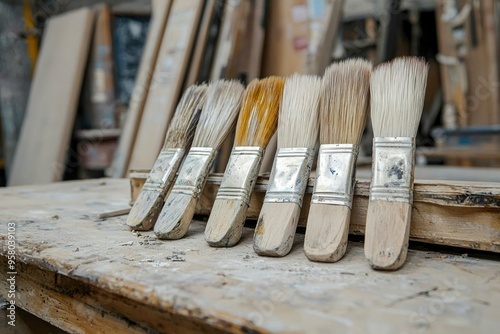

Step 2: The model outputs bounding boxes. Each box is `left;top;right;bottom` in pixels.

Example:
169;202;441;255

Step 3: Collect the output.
0;179;499;333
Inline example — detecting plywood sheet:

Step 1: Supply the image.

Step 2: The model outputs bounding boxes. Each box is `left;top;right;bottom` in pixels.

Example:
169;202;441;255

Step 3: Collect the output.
128;0;204;171
8;8;94;186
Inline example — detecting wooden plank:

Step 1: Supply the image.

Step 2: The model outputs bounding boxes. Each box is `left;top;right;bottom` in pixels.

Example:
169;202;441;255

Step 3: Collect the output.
307;0;345;74
262;0;310;76
111;0;172;178
261;0;346;75
0;180;498;333
0;259;225;334
246;0;266;80
463;0;499;126
85;4;116;129
210;0;252;81
184;0;216;88
129;171;500;253
128;0;204;171
112;0;152;16
480;0;499;125
210;0;267;172
224;0;267;81
417;148;500;160
8;8;94;186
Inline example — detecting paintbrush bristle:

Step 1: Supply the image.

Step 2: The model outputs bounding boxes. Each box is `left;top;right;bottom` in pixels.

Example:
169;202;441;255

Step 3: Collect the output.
163;84;208;149
192;80;245;148
278;74;321;148
322;59;372;144
370;57;429;137
234;77;284;147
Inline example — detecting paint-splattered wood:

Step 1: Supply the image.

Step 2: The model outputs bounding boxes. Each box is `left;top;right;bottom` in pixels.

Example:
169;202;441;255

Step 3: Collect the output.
129;169;500;253
0;179;499;333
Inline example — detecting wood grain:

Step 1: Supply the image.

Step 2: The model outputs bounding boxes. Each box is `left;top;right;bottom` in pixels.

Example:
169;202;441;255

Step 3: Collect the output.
0;258;226;334
205;198;250;247
8;8;94;186
126;152;182;231
130;171;500;252
128;0;204;171
364;201;412;270
111;0;172;178
0;179;499;333
304;204;351;262
154;193;198;239
253;202;302;257
210;0;252;81
464;0;499;126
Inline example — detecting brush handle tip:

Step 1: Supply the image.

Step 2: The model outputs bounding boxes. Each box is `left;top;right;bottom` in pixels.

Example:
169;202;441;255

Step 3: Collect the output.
154;193;197;240
304;204;351;263
253;202;301;257
364;200;412;270
126;190;165;231
205;198;248;247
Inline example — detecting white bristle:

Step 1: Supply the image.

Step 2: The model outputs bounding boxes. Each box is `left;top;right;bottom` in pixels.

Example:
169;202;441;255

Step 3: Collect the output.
278;74;321;148
163;84;207;149
370;57;429;137
192;80;245;148
322;58;372;144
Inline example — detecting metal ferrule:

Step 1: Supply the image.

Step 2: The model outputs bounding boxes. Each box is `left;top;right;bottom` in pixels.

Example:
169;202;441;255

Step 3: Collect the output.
264;148;316;207
369;137;416;203
311;144;359;208
216;146;264;203
170;147;217;199
141;148;185;192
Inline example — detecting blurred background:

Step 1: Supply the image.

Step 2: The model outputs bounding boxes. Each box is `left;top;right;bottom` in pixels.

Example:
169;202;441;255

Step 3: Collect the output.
0;0;499;186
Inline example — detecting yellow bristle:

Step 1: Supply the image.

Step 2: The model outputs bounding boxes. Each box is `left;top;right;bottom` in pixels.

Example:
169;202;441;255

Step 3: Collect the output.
234;77;284;147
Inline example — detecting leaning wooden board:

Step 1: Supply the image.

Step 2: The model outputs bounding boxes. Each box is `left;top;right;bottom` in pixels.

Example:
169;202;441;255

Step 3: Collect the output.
0;179;499;333
128;0;204;171
130;170;500;253
86;4;116;129
8;8;94;186
184;0;216;88
111;0;173;178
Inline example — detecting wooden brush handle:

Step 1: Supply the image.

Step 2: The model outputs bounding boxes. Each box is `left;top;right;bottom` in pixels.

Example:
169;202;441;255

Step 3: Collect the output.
253;202;301;257
364;200;412;270
127;148;184;230
205;198;248;247
204;146;263;247
304;204;351;262
154;193;198;239
127;191;165;231
153;147;216;239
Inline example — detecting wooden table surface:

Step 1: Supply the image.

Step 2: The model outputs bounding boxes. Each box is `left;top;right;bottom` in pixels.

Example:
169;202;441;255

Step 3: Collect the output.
0;179;499;333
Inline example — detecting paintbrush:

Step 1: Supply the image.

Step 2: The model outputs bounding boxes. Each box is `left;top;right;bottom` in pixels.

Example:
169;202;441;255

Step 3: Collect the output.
154;80;245;239
126;84;207;230
304;59;372;262
253;74;321;257
204;77;284;247
364;57;428;270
